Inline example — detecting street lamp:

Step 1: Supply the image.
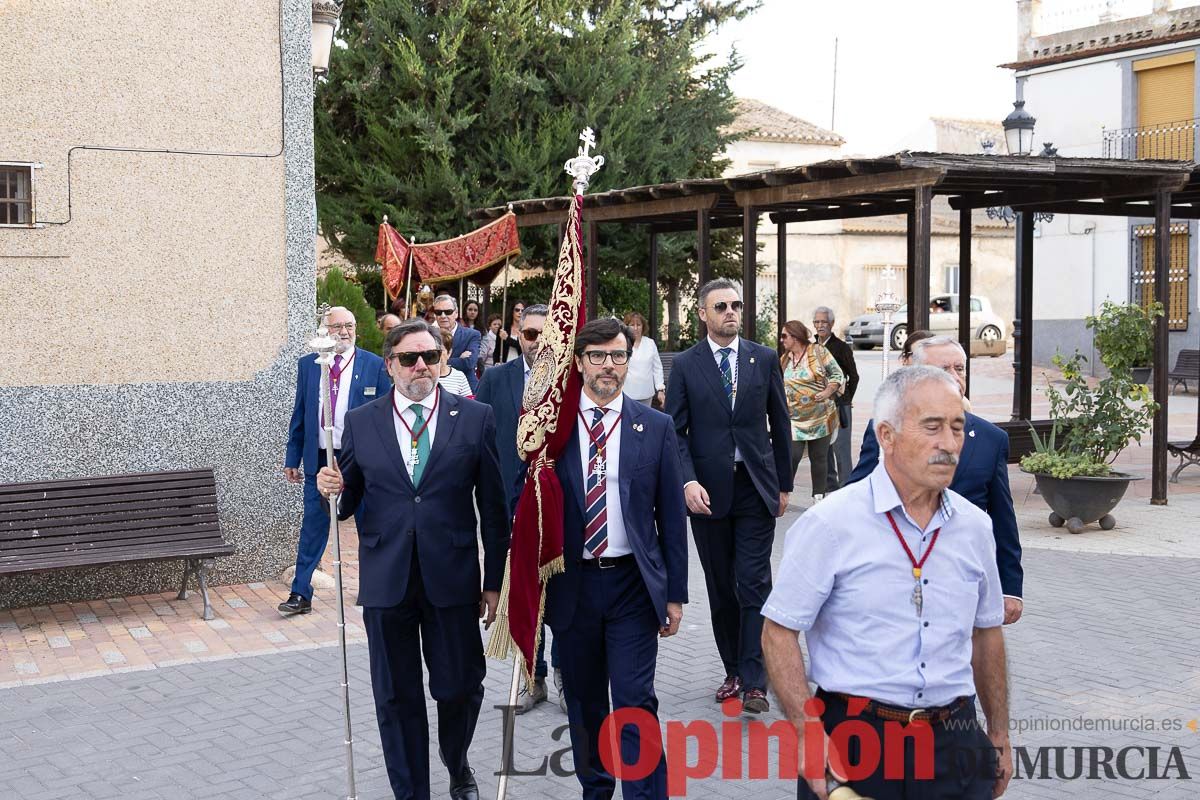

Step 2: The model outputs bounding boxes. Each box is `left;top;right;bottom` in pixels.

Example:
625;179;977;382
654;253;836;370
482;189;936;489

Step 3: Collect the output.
312;1;342;76
876;266;902;378
1002;100;1036;156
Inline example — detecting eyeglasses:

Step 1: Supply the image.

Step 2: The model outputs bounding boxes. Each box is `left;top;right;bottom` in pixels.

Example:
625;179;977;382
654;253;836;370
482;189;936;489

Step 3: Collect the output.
387;349;441;367
711;301;743;313
521;329;542;342
779;331;790;340
327;322;357;332
582;350;631;366
432;308;456;317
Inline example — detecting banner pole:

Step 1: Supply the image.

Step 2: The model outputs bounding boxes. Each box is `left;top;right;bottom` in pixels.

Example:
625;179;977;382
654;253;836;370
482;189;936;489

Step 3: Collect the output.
404;239;415;319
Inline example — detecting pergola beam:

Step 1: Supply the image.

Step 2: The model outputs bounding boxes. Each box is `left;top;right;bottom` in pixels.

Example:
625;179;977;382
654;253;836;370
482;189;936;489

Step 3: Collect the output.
949;174;1190;211
734;168;946;208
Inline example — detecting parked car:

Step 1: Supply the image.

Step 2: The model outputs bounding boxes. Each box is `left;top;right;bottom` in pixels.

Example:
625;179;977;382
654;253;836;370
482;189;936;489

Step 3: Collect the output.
844;294;1007;352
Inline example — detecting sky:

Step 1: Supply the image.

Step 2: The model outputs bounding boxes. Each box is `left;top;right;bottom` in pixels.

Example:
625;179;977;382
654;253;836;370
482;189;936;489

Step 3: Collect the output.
701;0;1020;156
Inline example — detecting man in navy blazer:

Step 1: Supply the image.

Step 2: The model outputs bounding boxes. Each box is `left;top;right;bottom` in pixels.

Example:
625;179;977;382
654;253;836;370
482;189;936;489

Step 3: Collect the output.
317;319;509;800
281;306;390;615
432;294;482;392
664;278;793;715
847;335;1024;624
530;317;687;800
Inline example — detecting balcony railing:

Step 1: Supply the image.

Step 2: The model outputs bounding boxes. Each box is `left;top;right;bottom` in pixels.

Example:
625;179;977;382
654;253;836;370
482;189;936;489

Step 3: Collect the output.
1102;118;1198;160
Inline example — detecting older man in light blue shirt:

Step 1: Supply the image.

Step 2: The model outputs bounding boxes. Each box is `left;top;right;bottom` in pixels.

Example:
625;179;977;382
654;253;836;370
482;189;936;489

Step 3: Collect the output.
763;366;1012;800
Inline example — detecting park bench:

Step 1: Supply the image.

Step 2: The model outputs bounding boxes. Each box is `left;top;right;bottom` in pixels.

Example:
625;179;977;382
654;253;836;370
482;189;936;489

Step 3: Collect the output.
660;351;678;389
1168;436;1200;483
0;469;233;620
1168;348;1200;394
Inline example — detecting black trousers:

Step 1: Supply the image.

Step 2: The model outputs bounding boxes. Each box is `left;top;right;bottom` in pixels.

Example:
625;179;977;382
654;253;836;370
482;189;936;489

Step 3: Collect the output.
690;465;775;691
362;551;485;800
797;690;998;800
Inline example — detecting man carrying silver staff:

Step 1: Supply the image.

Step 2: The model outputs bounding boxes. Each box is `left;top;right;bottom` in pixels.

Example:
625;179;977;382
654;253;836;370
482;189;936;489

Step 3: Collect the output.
763;366;1012;800
317;318;511;800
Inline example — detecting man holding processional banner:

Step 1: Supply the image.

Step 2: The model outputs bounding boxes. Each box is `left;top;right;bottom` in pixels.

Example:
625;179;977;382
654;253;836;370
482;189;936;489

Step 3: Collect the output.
487;130;688;800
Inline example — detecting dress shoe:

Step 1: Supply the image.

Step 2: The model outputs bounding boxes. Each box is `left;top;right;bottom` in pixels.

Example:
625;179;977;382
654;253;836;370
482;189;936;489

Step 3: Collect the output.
715;675;743;702
514;677;547;715
743;688;770;714
449;764;479;800
553;668;567;713
812;493;825;504
277;593;312;616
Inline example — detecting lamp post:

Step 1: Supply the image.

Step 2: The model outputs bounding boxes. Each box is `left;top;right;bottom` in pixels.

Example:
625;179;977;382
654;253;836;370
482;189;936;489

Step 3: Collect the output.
1003;100;1036;156
312;1;343;76
876;266;902;378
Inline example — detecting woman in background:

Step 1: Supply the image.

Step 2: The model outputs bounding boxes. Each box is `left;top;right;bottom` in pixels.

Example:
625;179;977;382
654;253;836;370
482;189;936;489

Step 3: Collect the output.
463;299;483;331
494;300;525;364
623;311;665;407
780;320;844;504
437;327;474;398
481;313;502;370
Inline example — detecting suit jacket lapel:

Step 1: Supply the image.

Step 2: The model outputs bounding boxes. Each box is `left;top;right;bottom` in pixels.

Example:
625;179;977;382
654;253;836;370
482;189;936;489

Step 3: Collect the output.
956;412;979;475
695;340;733;418
618;398;644;512
562;418;586;514
508;359;525;415
421;388;458;478
733;338;756;421
372;393;414;490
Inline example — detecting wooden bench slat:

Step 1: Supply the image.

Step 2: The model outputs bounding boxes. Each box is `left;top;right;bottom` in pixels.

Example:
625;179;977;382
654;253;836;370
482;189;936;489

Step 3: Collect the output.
0;469;214;497
0;543;236;576
1;504;217;536
0;486;219;519
1;517;221;548
0;510;219;542
0;526;226;559
0;476;216;506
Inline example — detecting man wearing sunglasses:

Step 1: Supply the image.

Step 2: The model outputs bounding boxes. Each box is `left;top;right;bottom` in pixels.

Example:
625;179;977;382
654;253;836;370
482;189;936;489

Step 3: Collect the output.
665;278;793;715
474;303;569;713
281;306;390;616
316;319;509;800
432;294;482;393
527;316;686;800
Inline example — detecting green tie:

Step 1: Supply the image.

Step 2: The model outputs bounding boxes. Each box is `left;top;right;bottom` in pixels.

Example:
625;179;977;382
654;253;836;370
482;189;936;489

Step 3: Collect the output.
409;403;431;486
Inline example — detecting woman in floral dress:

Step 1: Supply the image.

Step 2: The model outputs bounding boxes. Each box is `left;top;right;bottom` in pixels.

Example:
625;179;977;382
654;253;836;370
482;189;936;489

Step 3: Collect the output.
780;320;844;503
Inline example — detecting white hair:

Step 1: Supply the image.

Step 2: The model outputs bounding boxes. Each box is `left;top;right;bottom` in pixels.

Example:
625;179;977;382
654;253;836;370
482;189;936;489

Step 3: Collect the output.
910;334;966;365
432;294;458;311
873;366;962;434
813;305;835;322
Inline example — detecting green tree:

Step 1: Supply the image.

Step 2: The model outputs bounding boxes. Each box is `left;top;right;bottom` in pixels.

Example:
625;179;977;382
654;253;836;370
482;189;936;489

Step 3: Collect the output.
315;0;754;346
317;268;385;353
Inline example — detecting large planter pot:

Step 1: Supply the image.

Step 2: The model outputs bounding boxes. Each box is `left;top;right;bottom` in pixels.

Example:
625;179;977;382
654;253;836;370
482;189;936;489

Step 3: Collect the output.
1026;471;1143;534
1131;366;1152;384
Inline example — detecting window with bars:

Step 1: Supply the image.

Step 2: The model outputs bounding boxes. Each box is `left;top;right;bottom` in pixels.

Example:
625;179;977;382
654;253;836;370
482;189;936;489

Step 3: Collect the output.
0;165;34;226
1131;223;1190;331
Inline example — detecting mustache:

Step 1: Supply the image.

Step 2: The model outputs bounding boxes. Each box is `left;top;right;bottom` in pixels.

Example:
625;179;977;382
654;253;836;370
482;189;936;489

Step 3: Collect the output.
928;451;959;466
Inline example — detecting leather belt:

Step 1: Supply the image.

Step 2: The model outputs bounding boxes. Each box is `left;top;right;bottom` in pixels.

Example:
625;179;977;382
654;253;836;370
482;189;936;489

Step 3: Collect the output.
581;554;635;570
824;690;972;725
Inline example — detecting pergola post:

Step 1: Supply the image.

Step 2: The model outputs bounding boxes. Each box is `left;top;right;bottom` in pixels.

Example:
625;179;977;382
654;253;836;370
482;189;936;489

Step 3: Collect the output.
481;285;491;328
743;206;759;341
587;220;598;319
1011;211;1035;421
906;209;916;313
777;220;788;353
1152;189;1172;504
697;210;711;286
648;230;660;339
910;185;933;335
958;206;973;396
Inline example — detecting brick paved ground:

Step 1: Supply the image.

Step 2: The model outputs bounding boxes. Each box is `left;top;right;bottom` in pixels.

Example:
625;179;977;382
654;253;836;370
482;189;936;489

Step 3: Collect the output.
3;351;1199;798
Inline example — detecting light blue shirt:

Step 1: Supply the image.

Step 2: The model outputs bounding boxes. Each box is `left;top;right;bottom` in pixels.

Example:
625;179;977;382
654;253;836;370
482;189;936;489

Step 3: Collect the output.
762;460;1004;708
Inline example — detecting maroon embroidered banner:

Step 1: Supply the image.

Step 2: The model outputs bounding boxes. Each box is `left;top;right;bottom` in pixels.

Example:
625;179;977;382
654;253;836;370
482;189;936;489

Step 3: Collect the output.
376;213;521;299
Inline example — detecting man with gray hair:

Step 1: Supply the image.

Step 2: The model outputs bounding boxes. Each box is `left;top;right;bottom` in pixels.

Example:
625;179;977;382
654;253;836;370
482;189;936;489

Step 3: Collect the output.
432;293;482;392
847;334;1024;624
764;366;1012;799
811;306;859;491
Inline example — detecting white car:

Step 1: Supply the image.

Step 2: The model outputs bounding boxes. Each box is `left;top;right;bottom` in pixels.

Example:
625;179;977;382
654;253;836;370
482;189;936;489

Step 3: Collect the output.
845;294;1007;352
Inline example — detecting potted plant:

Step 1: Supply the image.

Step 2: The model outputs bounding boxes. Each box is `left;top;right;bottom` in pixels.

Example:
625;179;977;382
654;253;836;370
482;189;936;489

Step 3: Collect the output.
1020;351;1157;534
1086;300;1163;384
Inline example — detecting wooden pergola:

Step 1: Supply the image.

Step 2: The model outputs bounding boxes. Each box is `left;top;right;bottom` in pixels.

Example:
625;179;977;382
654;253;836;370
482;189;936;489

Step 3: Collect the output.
471;152;1199;503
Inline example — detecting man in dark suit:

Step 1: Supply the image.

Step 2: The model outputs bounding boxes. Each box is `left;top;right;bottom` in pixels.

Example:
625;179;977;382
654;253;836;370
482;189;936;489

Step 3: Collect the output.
812;305;860;491
281;306;390;616
665;278;792;714
316;319;509;800
433;294;482;392
847;334;1024;624
536;317;687;800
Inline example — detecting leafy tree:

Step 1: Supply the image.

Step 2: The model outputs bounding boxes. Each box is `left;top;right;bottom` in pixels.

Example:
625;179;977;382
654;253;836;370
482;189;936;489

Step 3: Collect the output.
315;0;755;348
317;268;385;353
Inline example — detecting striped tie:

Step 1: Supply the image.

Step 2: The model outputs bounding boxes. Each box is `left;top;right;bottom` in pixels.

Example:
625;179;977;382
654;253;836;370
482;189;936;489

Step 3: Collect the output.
718;347;734;402
583;407;609;557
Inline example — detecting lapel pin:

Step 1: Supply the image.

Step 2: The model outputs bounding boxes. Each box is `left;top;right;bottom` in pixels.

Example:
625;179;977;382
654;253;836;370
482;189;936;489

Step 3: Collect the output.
749;357;756;364
633;423;644;432
450;409;459;417
968;429;976;438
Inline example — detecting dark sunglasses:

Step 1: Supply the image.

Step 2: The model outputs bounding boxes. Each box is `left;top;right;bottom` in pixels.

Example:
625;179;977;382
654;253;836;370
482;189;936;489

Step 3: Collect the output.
432;308;456;317
711;301;743;313
521;329;542;342
387;349;441;367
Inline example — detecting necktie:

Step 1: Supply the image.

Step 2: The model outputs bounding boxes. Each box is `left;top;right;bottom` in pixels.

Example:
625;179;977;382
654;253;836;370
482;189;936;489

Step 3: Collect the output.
718;347;734;402
330;354;344;413
409;403;431;486
583;407;609;557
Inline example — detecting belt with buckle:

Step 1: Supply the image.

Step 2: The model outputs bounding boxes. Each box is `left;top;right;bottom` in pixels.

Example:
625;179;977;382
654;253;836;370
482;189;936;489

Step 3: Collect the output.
581;554;635;570
825;690;971;725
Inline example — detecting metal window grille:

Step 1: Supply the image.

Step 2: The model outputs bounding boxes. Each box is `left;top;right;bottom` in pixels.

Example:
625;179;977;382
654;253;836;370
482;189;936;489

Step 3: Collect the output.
0;165;33;225
1131;223;1190;330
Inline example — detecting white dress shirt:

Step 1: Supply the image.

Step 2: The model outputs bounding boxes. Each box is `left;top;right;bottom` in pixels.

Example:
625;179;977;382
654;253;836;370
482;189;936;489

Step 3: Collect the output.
706;335;742;462
625;336;665;401
391;387;440;480
762;460;1004;707
577;392;630;558
321;347;356;450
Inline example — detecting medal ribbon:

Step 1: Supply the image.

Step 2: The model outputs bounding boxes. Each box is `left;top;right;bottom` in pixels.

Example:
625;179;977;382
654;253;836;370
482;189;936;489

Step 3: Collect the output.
884;510;941;579
393;389;440;458
577;408;623;466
